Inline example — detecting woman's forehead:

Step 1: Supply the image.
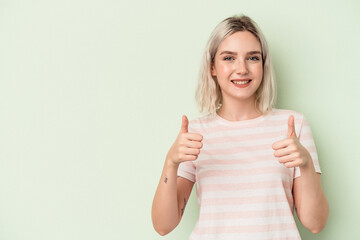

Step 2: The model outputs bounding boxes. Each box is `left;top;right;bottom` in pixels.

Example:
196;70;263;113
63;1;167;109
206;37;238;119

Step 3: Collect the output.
217;31;261;53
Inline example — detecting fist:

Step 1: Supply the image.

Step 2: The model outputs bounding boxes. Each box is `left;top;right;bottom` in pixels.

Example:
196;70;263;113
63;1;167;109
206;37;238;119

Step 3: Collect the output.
166;115;203;166
272;115;311;168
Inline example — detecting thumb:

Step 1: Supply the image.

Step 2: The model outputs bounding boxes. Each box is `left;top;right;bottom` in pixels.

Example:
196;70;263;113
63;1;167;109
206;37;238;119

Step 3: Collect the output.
287;115;297;138
180;115;189;133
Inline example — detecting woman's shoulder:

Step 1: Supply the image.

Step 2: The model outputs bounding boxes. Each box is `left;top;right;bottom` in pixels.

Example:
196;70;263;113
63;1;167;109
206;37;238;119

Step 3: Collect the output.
188;113;215;124
187;113;217;131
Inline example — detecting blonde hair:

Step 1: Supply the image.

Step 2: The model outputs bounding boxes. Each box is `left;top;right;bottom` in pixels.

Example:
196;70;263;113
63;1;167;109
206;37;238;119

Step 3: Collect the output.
195;15;276;115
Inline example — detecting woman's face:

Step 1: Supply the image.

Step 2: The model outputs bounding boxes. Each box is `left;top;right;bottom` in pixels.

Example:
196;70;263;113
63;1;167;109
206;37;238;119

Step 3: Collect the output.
211;31;263;104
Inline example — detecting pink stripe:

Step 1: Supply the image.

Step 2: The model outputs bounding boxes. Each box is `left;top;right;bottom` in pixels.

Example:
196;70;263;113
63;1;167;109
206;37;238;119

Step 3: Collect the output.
299;131;313;140
204;131;285;144
192;110;298;124
194;222;297;234
307;146;317;152
190;117;217;124
201;195;290;206
267;238;301;240
200;143;273;155
190;110;302;124
199;209;293;220
190;119;301;134
196;154;281;165
201;180;291;192
197;166;290;179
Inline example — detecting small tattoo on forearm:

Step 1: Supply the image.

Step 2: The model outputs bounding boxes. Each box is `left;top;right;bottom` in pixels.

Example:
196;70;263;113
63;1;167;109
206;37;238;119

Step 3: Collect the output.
164;176;168;184
181;198;187;217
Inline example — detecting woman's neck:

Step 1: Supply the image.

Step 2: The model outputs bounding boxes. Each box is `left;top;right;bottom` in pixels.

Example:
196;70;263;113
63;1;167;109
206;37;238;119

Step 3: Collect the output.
216;96;262;121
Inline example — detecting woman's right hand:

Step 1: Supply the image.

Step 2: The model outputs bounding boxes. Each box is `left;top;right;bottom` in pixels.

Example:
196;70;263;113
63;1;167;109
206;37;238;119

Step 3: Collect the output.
166;115;203;167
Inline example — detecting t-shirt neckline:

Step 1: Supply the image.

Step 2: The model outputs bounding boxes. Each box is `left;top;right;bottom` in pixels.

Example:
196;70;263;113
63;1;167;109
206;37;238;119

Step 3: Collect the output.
214;110;271;126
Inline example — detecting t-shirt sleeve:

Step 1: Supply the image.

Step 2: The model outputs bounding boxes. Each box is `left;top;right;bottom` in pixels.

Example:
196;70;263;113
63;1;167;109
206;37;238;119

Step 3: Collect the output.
294;114;322;178
177;161;196;182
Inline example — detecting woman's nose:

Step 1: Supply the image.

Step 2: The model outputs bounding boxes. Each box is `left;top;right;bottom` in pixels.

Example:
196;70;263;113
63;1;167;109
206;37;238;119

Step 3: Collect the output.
235;60;249;75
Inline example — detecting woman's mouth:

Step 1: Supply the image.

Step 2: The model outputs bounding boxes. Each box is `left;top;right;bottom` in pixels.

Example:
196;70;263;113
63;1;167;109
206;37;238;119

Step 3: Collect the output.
231;79;252;88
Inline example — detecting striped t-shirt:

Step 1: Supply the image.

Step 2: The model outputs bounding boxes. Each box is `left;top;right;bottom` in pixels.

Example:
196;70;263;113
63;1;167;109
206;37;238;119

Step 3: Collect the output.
177;109;321;240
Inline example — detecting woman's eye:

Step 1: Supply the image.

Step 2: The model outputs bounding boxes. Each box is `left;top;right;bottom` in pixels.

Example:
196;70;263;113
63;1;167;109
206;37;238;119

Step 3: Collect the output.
223;56;235;61
249;56;260;61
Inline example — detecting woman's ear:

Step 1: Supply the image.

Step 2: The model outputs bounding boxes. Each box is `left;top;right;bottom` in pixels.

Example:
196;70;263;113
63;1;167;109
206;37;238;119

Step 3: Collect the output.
211;64;216;76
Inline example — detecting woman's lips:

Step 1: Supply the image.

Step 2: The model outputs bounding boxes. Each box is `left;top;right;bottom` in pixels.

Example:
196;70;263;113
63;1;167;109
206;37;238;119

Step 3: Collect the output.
231;79;252;88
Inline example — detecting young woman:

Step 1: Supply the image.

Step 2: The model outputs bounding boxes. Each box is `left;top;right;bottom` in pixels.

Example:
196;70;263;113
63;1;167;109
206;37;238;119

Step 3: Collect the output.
152;15;329;240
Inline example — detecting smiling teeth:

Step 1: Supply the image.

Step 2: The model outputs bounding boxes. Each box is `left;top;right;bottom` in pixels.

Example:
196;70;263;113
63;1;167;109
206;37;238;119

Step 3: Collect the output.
233;80;250;84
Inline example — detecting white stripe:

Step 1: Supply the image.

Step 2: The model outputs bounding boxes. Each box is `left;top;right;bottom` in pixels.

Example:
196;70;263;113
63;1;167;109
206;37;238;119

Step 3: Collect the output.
198;215;296;227
196;159;285;171
300;138;316;146
204;135;282;149
199;187;291;200
198;148;274;160
198;125;287;138
299;126;312;134
198;172;292;185
190;110;303;128
180;165;195;172
199;201;291;213
190;229;300;240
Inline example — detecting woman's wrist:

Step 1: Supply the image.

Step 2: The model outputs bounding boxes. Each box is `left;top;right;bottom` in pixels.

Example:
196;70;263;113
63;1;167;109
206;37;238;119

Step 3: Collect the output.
299;154;315;173
165;157;180;170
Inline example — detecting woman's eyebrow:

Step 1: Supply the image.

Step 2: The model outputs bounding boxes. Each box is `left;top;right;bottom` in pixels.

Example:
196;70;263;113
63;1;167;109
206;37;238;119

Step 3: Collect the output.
219;50;262;55
219;51;237;55
248;51;262;55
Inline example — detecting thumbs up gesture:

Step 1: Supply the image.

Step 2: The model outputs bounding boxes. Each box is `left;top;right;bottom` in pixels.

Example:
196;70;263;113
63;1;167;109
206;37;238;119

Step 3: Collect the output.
166;115;203;167
272;115;311;168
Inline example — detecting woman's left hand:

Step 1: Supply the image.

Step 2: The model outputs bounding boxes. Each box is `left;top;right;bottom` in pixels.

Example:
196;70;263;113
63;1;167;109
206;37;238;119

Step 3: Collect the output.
272;115;311;168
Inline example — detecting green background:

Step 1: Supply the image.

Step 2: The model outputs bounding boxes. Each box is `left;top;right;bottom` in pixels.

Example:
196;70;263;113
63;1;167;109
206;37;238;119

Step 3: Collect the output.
0;0;359;239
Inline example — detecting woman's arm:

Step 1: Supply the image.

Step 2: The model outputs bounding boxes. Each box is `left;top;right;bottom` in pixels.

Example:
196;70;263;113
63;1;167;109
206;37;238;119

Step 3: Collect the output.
151;161;194;235
151;115;202;235
293;159;329;233
272;115;329;233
